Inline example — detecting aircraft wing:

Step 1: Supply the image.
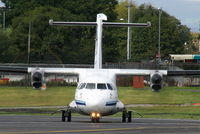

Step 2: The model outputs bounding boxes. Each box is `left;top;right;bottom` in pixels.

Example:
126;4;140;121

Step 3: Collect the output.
0;66;28;73
167;70;200;76
28;67;86;75
2;66;200;76
0;66;86;75
110;69;168;76
110;69;200;76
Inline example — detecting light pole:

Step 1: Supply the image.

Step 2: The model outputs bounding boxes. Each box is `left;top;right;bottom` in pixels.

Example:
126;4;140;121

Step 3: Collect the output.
158;8;162;62
27;20;31;64
0;5;6;30
127;0;132;61
2;10;5;30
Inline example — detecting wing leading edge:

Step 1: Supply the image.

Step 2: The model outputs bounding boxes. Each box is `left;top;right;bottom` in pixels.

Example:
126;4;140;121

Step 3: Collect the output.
167;70;200;76
0;66;28;73
109;69;167;76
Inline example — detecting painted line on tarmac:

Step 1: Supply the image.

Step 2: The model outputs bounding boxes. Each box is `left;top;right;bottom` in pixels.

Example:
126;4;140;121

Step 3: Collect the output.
1;126;200;134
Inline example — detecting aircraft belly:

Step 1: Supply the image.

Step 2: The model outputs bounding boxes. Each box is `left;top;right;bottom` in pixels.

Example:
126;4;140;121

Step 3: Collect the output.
69;99;125;116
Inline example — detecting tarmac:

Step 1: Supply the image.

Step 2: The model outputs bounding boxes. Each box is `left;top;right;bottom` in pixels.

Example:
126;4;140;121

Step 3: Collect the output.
0;115;200;134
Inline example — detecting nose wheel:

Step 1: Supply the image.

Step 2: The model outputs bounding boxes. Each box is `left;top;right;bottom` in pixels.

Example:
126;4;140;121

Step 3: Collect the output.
61;110;71;122
90;112;101;123
122;110;132;123
91;117;100;123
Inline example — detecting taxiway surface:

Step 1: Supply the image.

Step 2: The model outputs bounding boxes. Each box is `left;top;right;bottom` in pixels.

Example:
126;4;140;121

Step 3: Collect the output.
0;115;200;134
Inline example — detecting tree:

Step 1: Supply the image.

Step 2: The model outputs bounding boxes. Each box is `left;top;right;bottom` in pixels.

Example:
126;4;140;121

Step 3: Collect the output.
0;29;14;62
131;4;192;61
114;0;137;61
5;0;118;63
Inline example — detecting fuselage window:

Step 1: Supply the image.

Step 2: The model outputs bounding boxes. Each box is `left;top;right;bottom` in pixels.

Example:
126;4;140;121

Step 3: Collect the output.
86;83;96;89
97;83;107;89
79;83;86;89
107;83;113;90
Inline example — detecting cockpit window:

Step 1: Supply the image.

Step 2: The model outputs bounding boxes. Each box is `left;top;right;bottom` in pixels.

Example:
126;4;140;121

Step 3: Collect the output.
86;83;96;89
107;83;113;90
97;83;107;89
79;83;86;89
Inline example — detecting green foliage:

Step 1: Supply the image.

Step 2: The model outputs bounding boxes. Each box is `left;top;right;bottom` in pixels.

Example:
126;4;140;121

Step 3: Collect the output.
114;3;192;62
130;4;192;61
10;6;78;63
0;28;14;62
0;1;194;63
1;0;118;63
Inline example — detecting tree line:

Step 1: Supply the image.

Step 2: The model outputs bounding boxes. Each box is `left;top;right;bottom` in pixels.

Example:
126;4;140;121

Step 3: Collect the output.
0;0;193;64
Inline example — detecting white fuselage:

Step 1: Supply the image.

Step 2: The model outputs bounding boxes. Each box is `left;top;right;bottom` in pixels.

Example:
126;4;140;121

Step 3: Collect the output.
69;69;125;116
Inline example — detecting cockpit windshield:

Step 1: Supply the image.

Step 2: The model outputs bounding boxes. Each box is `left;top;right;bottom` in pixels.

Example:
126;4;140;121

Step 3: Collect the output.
97;83;107;89
78;83;86;89
86;83;96;89
78;83;114;90
107;83;113;90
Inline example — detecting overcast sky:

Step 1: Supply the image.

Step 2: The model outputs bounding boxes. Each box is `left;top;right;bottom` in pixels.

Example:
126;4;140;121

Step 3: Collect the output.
134;0;200;32
0;0;199;32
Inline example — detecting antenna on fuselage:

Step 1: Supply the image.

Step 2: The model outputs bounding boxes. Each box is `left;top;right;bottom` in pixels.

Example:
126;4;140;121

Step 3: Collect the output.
49;13;151;69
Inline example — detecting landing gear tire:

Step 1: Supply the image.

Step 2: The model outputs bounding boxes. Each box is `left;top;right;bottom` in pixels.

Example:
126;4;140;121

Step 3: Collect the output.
61;110;71;122
127;111;132;122
91;117;100;123
122;110;132;123
122;111;126;123
67;111;71;122
62;110;66;122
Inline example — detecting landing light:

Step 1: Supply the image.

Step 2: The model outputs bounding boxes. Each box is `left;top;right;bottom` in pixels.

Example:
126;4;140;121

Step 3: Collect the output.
91;112;101;118
91;112;96;117
96;113;100;118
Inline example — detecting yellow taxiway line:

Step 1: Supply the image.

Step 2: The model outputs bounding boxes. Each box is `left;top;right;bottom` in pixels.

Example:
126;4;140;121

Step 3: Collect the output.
1;126;200;134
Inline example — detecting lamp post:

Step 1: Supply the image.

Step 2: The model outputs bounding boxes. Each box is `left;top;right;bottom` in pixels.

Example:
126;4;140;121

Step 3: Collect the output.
27;20;31;64
158;8;162;62
0;4;6;30
2;10;5;30
127;0;132;61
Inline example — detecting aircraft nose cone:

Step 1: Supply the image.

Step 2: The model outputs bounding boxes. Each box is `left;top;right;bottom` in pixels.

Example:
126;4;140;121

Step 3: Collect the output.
87;98;104;111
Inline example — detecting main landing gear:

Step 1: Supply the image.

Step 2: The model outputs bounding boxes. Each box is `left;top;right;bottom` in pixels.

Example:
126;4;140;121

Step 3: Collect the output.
122;110;132;123
61;110;71;122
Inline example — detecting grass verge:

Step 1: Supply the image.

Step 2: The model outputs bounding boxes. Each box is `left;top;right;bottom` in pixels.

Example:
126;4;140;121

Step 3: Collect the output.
0;86;200;120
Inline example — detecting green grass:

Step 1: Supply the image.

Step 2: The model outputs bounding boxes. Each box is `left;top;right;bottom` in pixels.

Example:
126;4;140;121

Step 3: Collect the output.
0;86;75;107
0;86;200;120
111;106;200;120
130;106;200;119
119;86;200;104
1;86;200;107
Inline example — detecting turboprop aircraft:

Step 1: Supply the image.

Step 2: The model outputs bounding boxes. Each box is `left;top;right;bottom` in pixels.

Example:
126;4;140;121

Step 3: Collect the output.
0;13;200;123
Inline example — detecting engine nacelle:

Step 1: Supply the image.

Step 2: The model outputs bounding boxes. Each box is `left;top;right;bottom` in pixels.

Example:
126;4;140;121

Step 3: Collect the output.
150;72;163;92
31;70;45;89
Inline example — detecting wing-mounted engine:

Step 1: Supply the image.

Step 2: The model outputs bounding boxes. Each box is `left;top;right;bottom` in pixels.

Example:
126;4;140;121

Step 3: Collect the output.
150;72;163;92
31;69;45;89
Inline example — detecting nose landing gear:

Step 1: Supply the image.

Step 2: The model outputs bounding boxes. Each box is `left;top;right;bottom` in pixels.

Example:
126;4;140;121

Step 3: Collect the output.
90;112;101;123
122;110;132;123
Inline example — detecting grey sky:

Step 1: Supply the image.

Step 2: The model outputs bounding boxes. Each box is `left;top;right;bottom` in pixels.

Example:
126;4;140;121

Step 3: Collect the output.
134;0;200;32
0;1;4;7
